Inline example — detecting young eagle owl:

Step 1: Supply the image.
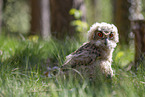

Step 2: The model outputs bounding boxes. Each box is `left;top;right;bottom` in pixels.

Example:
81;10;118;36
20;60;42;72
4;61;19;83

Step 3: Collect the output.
61;22;119;78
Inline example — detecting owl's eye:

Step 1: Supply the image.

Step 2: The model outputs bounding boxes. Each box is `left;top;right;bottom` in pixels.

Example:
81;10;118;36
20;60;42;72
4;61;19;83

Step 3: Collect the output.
98;32;103;37
109;33;113;38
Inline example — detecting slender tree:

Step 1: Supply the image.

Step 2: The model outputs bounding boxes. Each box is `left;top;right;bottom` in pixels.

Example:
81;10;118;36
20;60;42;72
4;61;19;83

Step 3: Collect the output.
0;0;2;34
30;0;50;39
131;20;145;70
41;0;51;39
30;0;41;35
112;0;131;45
50;0;86;40
130;0;144;70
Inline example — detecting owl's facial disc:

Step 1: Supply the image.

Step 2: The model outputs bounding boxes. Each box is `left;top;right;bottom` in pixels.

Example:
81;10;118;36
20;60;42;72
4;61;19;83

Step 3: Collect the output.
93;30;116;48
97;31;113;45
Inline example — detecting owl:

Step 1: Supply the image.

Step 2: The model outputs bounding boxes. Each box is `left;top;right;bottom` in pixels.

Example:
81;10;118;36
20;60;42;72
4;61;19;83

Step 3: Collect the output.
61;22;119;79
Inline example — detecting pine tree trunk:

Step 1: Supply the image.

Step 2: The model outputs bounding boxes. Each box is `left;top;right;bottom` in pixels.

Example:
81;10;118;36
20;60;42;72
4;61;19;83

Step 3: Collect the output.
30;0;50;39
0;0;2;34
112;0;130;45
41;0;51;39
30;0;41;35
50;0;85;40
131;20;145;70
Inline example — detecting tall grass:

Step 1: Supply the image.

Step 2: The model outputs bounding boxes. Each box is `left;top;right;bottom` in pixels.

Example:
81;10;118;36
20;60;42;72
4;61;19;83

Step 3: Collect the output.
0;35;144;97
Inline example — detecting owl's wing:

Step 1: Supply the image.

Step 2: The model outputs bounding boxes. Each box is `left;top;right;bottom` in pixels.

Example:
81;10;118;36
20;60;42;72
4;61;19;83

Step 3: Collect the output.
62;42;100;69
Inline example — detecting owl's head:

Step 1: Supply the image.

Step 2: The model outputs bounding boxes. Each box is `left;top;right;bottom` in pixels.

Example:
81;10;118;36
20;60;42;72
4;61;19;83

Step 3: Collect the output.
88;22;119;48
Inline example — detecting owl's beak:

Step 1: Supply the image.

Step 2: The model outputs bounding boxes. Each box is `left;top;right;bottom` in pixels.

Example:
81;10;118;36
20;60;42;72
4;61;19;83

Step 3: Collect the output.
104;38;108;45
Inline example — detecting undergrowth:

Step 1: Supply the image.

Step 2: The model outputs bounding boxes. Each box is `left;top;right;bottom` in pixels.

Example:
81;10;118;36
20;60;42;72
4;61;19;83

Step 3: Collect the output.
0;35;144;97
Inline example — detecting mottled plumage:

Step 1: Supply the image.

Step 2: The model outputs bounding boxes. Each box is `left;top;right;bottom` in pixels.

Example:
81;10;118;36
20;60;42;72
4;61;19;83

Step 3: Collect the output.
63;42;100;68
61;22;119;79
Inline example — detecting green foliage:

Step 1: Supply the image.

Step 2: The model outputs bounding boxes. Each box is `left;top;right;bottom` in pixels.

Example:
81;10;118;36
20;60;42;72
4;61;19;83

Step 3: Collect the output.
2;0;30;34
69;9;88;33
0;35;81;68
113;45;135;67
0;35;144;97
69;8;82;19
71;20;88;33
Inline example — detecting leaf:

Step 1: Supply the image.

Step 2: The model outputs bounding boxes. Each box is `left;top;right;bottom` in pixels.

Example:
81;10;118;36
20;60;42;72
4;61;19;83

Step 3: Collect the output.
69;8;82;19
115;51;124;61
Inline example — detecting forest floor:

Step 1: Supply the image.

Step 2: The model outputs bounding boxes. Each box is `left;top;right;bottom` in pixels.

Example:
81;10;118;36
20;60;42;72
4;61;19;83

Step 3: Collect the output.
0;35;144;97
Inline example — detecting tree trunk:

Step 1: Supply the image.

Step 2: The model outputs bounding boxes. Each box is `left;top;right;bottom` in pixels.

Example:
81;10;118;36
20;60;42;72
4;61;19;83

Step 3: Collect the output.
41;0;51;39
30;0;41;35
73;0;86;21
30;0;50;39
112;0;130;45
0;0;2;34
87;0;98;25
129;0;144;20
50;0;86;40
131;20;145;70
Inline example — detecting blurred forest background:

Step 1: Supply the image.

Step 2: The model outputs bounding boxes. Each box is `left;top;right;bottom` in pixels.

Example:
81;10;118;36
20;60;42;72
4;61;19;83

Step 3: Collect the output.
0;0;145;41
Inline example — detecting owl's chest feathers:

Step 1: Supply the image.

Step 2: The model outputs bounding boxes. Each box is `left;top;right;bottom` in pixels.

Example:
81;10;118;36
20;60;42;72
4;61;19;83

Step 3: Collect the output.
97;46;114;62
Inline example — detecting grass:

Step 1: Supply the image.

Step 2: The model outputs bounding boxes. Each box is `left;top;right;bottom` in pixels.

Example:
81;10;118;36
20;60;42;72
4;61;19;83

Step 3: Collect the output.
0;35;144;97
